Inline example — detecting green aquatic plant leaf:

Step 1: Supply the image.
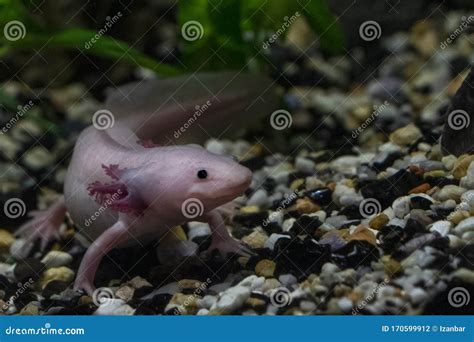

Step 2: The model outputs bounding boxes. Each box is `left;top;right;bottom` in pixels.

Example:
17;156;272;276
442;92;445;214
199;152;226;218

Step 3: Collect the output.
178;0;247;71
0;0;181;75
301;0;345;54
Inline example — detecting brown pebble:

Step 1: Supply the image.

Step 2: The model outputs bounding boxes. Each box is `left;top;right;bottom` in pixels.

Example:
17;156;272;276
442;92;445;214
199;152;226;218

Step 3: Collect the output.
408;183;431;194
348;225;377;246
295;197;321;214
369;214;389;230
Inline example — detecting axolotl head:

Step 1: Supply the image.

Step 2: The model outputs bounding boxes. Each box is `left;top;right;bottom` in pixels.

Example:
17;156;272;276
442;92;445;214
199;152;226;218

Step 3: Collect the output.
136;145;252;219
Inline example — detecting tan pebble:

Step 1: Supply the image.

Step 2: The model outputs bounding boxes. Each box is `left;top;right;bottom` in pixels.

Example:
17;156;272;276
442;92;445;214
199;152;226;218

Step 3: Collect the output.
382;256;401;277
261;278;281;293
242;231;268;249
369;214;389;230
255;259;276;278
295;198;321;214
240;206;260;214
442;155;457;170
237;256;250;268
79;295;93;305
389;124;422;146
115;285;135;302
161;226;187;244
245;297;266;309
423;170;446;178
290;179;305;190
408;183;431;194
19;303;39;315
42;267;75;288
453;155;474;179
0;229;14;251
449;210;470;225
179;279;203;290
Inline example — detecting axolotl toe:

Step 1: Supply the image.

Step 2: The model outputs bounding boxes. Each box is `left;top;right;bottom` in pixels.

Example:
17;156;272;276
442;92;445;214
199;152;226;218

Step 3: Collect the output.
16;72;276;295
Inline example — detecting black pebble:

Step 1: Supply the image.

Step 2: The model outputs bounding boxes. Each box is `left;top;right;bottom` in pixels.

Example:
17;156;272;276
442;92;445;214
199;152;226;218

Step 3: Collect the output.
361;169;422;208
332;240;379;269
410;196;433;210
274;236;331;279
290;215;322;235
305;188;332;206
233;211;268;228
14;258;45;282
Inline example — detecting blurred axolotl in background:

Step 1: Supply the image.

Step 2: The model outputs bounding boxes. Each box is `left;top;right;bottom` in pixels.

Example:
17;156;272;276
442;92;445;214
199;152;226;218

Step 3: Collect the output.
16;72;277;295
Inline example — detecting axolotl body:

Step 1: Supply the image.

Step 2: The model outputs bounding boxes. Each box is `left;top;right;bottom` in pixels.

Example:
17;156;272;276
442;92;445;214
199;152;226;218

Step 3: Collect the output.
17;72;275;295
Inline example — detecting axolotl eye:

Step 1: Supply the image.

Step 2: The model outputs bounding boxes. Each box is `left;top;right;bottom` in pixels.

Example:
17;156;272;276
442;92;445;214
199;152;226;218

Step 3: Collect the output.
197;169;208;179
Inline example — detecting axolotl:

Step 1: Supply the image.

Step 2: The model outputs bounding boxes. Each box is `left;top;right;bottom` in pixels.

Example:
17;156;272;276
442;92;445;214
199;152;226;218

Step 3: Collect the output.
17;72;276;295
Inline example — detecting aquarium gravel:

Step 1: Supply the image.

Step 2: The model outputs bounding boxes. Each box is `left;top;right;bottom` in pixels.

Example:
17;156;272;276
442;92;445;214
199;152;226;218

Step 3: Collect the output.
0;10;473;316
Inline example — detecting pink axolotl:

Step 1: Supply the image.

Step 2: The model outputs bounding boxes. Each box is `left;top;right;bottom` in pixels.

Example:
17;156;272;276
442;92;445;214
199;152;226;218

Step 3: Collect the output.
17;72;276;295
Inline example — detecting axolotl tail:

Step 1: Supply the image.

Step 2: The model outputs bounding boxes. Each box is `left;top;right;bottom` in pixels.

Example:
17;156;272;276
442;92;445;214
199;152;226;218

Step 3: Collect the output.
104;72;277;145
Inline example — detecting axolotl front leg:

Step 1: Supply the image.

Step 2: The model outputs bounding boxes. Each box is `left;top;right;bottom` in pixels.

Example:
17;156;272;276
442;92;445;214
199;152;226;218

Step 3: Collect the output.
205;209;253;257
